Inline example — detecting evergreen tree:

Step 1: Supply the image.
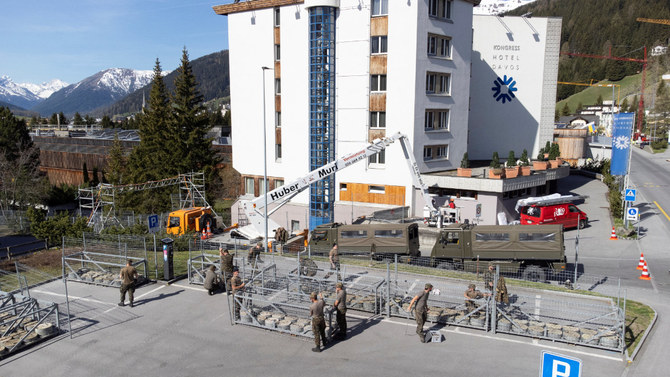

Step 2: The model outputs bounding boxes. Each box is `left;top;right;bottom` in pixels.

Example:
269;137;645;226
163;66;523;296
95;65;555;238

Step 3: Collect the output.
561;102;571;116
82;163;89;184
49;113;58;126
596;95;603;106
106;132;126;185
73;112;84;125
90;166;100;187
576;102;583;113
101;115;113;128
85;115;96;126
172;47;217;173
621;98;629;112
58;112;68;125
654;80;670;119
125;58;176;212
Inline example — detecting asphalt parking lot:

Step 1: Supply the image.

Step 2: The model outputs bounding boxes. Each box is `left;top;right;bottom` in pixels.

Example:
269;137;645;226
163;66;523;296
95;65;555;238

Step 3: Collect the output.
0;267;626;377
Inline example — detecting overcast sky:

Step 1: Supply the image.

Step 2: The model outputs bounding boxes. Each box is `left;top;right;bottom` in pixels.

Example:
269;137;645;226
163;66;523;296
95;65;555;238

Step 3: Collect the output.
0;0;236;84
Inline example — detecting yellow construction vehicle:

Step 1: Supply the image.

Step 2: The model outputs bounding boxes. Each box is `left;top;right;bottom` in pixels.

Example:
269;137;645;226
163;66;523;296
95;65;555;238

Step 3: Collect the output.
166;207;216;236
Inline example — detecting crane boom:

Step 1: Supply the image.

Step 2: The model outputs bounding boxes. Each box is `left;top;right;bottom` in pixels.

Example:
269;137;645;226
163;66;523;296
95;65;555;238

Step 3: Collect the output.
636;17;670;26
236;132;439;239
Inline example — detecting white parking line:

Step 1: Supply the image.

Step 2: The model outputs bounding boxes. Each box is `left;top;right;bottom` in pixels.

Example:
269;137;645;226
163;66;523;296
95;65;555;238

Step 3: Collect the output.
534;294;541;320
32;289;113;306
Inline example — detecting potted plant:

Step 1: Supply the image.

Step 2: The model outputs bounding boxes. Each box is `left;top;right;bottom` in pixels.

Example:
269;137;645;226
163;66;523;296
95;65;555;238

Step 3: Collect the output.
457;152;472;177
519;149;531;176
543;141;551;159
489;151;504;179
504;150;519;178
533;145;549;170
548;142;562;168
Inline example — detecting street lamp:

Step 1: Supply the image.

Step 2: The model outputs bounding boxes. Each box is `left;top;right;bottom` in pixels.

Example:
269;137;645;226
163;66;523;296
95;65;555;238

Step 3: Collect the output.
261;66;273;255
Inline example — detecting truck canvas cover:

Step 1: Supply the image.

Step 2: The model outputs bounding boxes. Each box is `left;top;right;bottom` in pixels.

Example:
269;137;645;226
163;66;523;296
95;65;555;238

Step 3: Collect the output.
335;223;411;248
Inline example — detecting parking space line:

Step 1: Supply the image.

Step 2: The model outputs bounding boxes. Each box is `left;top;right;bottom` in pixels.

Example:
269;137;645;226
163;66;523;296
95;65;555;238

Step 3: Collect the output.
32;289;113;306
171;283;206;292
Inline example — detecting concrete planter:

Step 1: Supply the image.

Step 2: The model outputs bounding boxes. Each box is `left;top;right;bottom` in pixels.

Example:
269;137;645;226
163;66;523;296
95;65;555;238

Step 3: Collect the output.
520;165;531;176
533;161;548;170
457;168;472;177
488;168;504;179
504;166;519;178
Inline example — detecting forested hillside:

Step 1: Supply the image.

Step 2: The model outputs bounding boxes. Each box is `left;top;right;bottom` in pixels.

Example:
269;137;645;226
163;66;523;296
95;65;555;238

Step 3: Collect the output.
93;50;229;117
508;0;670;100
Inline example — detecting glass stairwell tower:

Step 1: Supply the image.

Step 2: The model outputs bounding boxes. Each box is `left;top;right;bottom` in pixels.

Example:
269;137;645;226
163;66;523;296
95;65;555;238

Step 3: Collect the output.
308;4;336;229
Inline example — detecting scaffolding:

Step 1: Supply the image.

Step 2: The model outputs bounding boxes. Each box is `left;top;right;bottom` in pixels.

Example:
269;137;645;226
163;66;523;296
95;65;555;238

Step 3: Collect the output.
78;172;212;232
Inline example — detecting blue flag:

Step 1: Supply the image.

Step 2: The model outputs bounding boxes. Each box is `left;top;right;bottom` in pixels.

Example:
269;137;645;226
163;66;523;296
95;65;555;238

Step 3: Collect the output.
610;113;634;176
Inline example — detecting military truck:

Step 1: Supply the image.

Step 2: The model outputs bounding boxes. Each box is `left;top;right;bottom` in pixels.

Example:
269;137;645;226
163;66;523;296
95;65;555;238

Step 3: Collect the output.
430;223;566;281
309;222;420;258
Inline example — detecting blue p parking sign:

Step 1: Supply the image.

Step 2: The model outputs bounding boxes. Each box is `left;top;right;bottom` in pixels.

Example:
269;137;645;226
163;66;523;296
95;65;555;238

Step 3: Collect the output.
148;214;160;233
540;351;582;377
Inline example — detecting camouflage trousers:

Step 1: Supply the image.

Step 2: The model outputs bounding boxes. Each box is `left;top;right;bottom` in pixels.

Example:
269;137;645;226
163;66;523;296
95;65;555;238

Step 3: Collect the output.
415;309;427;338
312;316;326;348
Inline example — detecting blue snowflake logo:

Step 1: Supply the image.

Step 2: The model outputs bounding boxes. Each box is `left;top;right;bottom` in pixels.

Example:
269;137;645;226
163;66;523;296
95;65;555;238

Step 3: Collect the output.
491;75;518;104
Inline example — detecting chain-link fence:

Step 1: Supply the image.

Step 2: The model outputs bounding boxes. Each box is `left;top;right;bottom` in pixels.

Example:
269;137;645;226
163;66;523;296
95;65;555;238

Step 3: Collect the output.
62;251;149;288
0;292;61;356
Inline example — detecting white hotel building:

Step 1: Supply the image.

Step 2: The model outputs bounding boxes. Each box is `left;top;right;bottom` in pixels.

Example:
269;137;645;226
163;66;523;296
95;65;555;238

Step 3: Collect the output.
213;0;563;231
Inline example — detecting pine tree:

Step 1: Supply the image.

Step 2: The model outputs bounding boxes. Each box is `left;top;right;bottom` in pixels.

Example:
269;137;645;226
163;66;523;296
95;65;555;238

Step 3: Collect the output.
82;163;89;184
73;112;84;125
106;132;126;185
90;166;100;187
561;102;571;116
172;47;217;173
125;58;176;212
101;115;113;128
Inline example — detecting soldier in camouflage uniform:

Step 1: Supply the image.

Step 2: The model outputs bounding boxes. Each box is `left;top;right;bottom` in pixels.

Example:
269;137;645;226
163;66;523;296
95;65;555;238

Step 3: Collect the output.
230;267;245;320
463;284;488;313
219;248;234;293
309;291;327;352
408;283;433;343
334;282;347;339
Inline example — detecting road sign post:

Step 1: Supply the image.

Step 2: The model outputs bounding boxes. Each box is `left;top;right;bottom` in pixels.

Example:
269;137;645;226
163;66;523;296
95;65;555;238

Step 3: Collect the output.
540;351;582;377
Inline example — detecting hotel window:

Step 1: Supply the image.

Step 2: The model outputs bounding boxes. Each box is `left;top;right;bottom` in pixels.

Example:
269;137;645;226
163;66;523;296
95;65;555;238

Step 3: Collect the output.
371;74;387;92
424;109;450;130
427;34;451;58
275;78;281;95
436;145;448;159
370;111;386;128
429;0;452;19
244;177;254;195
275;144;282;160
274;7;280;26
426;72;450;95
423;147;433;161
371;36;388;54
275;111;281;127
368;150;386;165
259;178;266;195
372;0;388;16
275;44;281;61
275;179;284;188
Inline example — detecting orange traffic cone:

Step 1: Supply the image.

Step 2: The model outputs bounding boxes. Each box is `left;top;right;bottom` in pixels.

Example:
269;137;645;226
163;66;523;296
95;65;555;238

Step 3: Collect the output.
609;227;618;240
639;260;651;280
201;228;207;240
637;253;645;270
206;222;213;237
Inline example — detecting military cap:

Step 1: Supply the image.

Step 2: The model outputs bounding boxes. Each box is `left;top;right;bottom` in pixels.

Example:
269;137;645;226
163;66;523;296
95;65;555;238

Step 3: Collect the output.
468;284;476;289
425;283;433;290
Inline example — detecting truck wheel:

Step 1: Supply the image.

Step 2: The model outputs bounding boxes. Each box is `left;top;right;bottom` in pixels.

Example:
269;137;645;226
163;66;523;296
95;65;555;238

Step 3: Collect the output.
578;219;587;229
436;262;455;270
522;265;545;282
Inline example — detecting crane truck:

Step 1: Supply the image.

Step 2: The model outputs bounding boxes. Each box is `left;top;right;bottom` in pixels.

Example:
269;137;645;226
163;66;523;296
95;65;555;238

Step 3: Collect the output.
234;132;442;240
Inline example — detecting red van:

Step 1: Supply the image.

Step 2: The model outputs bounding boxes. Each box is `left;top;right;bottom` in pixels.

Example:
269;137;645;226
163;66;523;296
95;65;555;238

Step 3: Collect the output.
519;203;588;229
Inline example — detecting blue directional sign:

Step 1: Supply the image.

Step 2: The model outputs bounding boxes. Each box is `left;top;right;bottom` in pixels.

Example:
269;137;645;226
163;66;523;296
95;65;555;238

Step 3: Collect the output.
625;189;636;202
148;214;160;233
540;351;582;377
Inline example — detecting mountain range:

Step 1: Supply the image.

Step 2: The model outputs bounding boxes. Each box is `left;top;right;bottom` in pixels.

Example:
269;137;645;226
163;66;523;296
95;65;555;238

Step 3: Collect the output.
0;76;67;110
0;50;230;118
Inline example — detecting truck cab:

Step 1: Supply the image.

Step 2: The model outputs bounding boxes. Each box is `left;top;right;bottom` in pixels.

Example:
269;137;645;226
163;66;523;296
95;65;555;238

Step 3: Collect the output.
166;207;215;236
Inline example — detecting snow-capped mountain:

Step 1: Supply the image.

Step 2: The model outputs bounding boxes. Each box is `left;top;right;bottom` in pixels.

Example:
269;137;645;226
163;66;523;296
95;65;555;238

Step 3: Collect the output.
474;0;538;15
31;68;156;116
0;75;67;109
20;79;69;100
